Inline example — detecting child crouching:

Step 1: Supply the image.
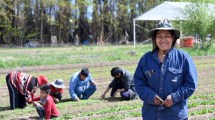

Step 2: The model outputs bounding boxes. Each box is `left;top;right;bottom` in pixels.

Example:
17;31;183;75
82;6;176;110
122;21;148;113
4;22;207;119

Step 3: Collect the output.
32;84;60;120
50;79;65;103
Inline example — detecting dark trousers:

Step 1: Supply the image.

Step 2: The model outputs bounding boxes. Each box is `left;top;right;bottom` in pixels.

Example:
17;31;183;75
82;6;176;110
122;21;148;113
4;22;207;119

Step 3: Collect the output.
36;105;58;119
36;105;45;119
6;74;27;110
51;92;62;101
110;85;130;100
74;84;97;100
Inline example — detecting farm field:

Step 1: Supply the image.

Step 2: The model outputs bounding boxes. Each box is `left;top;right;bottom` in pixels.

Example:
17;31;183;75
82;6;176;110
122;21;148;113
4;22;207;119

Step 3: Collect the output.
0;46;215;120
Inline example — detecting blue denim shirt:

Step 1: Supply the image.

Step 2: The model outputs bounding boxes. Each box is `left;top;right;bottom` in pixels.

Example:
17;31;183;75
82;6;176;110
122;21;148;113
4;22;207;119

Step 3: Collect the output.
69;71;94;99
134;48;198;120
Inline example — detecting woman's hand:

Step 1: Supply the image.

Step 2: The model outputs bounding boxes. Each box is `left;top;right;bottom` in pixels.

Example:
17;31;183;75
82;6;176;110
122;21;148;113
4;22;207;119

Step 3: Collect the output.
154;95;165;105
164;95;173;107
53;97;60;103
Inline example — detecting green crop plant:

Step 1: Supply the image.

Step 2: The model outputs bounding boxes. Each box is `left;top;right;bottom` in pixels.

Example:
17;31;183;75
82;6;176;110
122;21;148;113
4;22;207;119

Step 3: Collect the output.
189;107;215;116
90;111;141;120
91;114;129;120
56;99;102;109
189;94;215;100
77;103;141;117
58;102;142;118
129;111;142;117
189;99;215;108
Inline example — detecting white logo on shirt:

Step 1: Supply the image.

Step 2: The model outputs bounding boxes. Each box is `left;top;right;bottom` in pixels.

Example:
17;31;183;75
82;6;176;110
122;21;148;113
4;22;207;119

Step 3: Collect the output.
172;76;178;82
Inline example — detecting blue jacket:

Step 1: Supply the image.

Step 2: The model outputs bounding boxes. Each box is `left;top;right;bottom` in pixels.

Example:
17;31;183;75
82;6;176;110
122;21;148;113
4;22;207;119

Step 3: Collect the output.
69;71;95;99
134;48;198;120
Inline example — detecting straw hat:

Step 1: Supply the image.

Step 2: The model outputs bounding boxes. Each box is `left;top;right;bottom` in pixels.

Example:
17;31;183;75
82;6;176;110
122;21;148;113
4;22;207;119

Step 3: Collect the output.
148;19;180;40
148;19;180;50
50;79;65;88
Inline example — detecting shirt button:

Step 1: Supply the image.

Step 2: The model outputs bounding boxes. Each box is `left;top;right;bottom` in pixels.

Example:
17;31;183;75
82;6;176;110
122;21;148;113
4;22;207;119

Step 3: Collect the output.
160;88;163;90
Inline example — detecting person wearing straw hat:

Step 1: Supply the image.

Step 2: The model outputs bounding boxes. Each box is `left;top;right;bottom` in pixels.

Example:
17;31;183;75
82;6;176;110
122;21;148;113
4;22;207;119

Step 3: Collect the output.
6;71;48;110
50;79;65;103
134;19;198;120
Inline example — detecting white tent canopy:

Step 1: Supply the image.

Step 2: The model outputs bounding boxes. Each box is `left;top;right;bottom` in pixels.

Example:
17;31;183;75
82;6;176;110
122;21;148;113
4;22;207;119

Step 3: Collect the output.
135;2;190;21
133;2;191;48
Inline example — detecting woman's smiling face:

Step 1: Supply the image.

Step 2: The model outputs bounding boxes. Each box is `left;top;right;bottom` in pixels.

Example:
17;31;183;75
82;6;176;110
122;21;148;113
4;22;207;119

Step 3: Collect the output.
155;30;174;51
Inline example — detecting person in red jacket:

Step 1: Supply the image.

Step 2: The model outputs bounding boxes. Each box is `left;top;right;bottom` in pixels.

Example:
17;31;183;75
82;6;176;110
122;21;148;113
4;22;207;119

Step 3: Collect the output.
32;84;60;120
6;71;48;110
50;79;65;103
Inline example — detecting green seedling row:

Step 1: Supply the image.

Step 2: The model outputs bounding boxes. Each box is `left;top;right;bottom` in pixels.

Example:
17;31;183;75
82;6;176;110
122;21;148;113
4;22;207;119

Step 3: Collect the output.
189;107;215;116
58;102;142;119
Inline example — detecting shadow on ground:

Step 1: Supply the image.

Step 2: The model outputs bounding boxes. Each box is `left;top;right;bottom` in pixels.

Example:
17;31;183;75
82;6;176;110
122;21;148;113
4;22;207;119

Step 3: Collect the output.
59;98;72;103
0;106;10;111
103;97;123;102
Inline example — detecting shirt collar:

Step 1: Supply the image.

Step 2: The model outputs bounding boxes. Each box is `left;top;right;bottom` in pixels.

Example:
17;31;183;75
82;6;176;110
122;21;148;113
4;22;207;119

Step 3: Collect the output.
153;48;174;58
40;95;49;105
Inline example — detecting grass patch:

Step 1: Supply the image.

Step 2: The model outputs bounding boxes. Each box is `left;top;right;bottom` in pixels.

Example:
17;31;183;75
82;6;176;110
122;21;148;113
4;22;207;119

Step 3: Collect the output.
77;103;141;116
189;94;215;100
189;107;215;116
0;107;35;119
58;102;142;119
183;47;215;56
56;99;102;109
0;45;215;68
189;99;215;108
0;45;149;68
129;111;142;117
90;111;141;120
91;114;129;120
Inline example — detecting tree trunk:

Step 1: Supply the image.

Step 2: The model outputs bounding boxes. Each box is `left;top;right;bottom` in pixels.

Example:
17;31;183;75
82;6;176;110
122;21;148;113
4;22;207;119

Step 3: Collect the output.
40;2;44;46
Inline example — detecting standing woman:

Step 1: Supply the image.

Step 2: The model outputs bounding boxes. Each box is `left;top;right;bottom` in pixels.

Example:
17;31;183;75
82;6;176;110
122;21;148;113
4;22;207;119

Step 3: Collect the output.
134;19;198;120
6;71;48;110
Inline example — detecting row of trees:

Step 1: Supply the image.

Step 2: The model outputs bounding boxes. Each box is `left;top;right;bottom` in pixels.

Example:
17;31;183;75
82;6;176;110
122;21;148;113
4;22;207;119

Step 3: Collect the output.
0;0;214;46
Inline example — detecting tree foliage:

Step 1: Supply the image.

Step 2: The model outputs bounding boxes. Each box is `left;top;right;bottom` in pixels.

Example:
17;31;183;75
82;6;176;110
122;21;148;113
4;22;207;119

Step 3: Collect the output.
182;0;215;48
0;0;160;45
1;0;214;46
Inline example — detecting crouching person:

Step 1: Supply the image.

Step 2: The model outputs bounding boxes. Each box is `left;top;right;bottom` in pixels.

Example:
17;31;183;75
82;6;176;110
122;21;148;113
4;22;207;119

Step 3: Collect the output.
101;67;138;100
69;68;97;101
6;71;48;110
50;79;65;103
32;84;60;120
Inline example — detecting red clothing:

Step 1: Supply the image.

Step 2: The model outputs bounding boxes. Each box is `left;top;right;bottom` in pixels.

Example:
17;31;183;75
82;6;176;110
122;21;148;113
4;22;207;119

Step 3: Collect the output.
50;85;64;93
9;71;33;101
32;95;60;119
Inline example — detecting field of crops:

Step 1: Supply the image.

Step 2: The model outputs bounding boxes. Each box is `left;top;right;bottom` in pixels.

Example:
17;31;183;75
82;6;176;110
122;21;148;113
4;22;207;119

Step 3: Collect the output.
0;46;215;120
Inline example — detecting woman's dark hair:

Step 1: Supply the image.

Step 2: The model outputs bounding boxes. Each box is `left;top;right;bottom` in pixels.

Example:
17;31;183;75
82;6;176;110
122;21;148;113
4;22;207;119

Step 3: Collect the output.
111;67;122;77
80;68;89;77
40;84;51;94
